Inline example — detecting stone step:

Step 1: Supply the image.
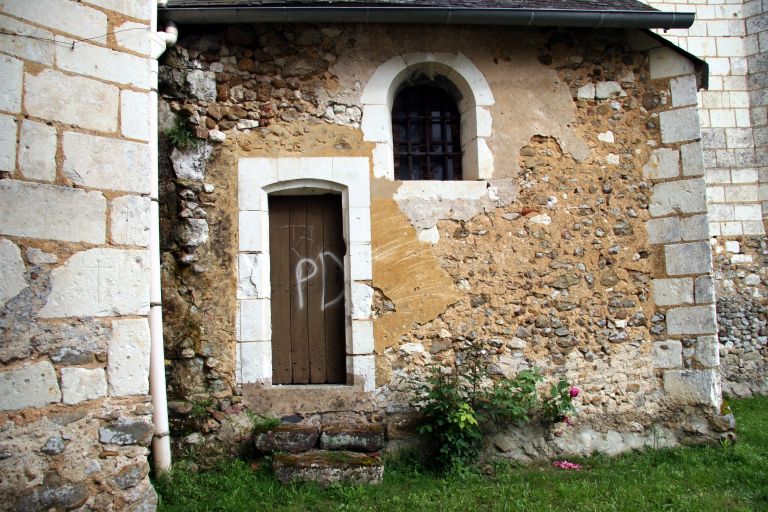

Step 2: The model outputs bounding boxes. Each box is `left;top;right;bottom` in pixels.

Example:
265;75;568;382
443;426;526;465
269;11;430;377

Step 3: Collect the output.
254;424;319;453
319;424;385;452
273;450;384;487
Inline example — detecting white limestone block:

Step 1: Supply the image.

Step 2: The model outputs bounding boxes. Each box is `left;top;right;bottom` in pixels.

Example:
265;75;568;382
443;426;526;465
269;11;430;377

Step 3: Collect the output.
0;54;22;113
652;278;694;306
55;36;151;89
663;369;720;408
272;157;302;182
665;242;712;276
351;282;373;320
361;104;391;143
653;340;683;369
111;195;150;246
295;156;334;182
83;0;152;19
372;142;394;179
666;305;717;335
114;21;151;55
0;114;16;173
0;239;27;309
108;318;151;396
349;243;372;281
237;253;270;299
649;47;695;79
0;14;54;65
348;354;376;392
680;142;704;177
239;211;267;252
680;214;710;241
360;55;407;106
239;299;271;342
660;108;701;144
476;138;495;179
0;361;61;411
348;207;371;244
595;81;623;99
63;131;150;193
19;120;57;182
61;367;107;404
646;217;681;244
25;69;118;132
350;319;374;354
0;180;106;244
670;75;698;107
1;0;108;42
239;158;277;207
240;341;272;383
643;148;680;180
39;248;150;318
694;336;720;368
121;90;151;141
649;178;707;217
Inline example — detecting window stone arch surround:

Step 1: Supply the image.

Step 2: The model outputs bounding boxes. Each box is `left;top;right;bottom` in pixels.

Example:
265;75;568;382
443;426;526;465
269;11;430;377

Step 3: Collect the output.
360;52;496;181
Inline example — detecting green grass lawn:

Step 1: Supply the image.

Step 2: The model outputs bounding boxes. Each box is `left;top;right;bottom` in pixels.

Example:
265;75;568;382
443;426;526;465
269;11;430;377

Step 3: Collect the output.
154;396;768;511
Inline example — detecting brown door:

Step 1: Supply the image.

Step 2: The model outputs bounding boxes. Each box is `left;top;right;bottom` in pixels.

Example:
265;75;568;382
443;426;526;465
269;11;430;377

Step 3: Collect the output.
268;194;346;385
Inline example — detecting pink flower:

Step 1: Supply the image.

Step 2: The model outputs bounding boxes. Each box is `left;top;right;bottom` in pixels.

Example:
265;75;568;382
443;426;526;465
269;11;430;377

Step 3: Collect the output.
553;460;582;470
569;387;580;398
563;415;573;426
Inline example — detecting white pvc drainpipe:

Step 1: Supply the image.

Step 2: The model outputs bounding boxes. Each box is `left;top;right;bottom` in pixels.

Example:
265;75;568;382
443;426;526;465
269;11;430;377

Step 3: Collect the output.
148;3;178;475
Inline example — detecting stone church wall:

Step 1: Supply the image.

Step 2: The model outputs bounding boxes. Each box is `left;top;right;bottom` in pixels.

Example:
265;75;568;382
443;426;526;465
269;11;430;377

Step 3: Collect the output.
158;24;731;462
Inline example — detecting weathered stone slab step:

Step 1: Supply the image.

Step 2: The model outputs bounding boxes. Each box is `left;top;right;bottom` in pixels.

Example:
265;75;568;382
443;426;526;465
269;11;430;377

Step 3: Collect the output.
273;450;384;487
254;424;319;453
319;424;384;452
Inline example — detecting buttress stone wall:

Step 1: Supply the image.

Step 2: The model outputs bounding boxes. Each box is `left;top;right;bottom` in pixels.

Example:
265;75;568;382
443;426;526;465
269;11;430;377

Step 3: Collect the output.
0;1;157;509
158;24;732;462
645;0;768;396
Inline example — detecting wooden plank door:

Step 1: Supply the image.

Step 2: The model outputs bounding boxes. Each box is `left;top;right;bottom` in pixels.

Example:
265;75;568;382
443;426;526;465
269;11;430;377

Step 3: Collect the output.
268;194;346;385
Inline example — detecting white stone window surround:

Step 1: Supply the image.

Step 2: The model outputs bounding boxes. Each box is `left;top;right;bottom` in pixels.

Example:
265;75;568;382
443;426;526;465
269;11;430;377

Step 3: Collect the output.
236;156;375;391
361;52;496;182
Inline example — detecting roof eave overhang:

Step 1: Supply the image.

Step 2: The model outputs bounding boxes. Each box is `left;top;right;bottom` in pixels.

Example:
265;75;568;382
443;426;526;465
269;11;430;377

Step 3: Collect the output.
159;6;694;29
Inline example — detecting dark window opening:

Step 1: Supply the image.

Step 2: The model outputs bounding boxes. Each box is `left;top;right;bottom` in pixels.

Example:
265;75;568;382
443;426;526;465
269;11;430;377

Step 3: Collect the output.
392;84;463;181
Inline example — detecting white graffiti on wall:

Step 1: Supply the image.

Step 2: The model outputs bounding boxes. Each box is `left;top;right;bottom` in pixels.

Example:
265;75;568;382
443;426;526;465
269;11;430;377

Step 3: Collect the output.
294;251;344;310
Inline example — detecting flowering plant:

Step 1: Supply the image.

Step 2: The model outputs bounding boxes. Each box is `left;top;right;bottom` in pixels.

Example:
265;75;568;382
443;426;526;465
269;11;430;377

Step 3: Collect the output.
540;380;579;424
405;341;579;470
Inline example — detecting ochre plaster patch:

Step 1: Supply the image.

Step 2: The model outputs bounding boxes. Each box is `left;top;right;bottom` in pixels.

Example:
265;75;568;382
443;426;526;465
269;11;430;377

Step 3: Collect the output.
371;198;462;352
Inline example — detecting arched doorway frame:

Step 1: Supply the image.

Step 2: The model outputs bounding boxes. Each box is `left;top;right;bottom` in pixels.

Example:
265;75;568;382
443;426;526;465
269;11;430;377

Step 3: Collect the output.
236;157;375;391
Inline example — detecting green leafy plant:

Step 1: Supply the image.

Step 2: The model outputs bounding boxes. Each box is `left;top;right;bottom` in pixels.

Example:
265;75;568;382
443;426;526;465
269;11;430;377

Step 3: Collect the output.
190;398;213;418
540;378;578;424
247;411;281;432
163;118;198;149
405;341;575;470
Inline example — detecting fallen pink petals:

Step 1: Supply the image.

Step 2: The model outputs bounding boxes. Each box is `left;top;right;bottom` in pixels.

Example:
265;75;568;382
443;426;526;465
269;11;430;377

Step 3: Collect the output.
552;460;582;470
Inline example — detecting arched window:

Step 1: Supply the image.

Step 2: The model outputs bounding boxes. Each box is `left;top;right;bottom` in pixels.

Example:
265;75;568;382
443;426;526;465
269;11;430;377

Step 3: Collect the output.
392;85;463;181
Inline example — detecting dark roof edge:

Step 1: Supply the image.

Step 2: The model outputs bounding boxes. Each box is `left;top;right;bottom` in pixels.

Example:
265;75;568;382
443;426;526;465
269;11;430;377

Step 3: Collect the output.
159;6;694;29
